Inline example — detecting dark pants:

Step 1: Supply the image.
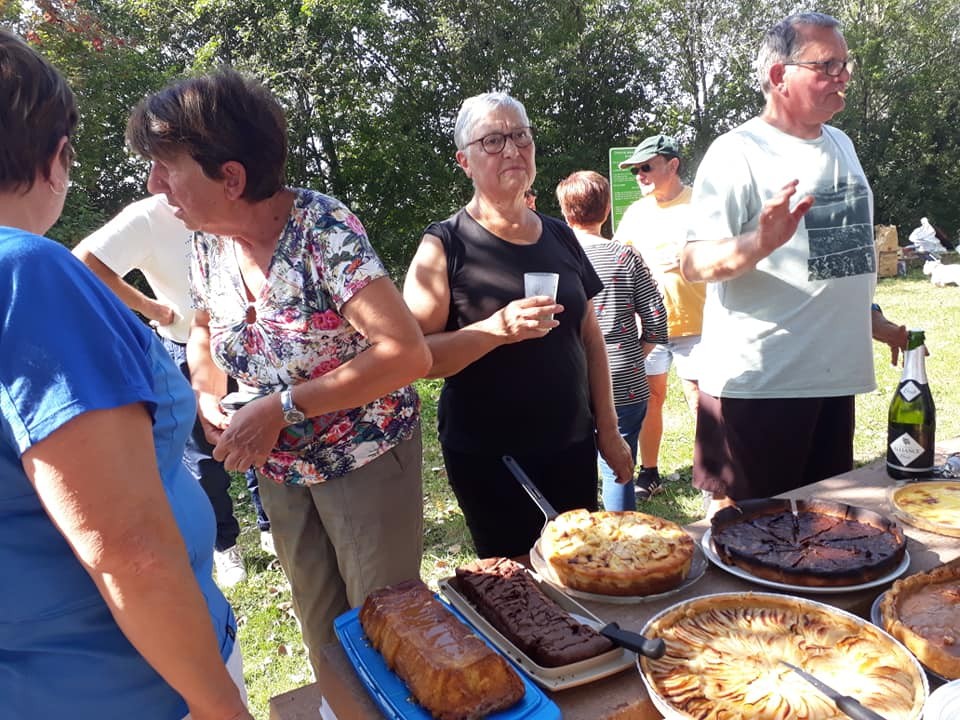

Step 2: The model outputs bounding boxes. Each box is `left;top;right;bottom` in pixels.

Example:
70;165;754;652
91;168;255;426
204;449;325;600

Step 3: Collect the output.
246;468;270;531
693;392;855;501
161;337;239;551
442;435;599;559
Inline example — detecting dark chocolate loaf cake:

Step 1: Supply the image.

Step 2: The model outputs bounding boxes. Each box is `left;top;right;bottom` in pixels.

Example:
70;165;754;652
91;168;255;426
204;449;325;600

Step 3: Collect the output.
454;557;614;667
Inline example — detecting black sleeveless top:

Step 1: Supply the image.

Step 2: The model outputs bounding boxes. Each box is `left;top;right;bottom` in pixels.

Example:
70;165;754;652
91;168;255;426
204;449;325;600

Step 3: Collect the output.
425;209;603;454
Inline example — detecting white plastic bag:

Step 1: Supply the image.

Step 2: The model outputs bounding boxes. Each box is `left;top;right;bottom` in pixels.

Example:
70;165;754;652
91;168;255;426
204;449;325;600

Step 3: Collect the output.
908;217;946;255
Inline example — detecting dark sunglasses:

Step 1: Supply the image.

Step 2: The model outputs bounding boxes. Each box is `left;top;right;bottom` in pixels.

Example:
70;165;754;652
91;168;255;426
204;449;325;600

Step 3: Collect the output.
630;163;653;175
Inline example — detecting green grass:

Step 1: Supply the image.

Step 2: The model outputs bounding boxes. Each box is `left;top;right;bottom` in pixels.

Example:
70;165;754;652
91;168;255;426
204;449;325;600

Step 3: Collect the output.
225;270;960;718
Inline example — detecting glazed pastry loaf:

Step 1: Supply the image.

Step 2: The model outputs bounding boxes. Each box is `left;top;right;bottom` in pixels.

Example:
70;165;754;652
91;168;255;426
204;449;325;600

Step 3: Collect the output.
359;579;524;720
455;557;615;667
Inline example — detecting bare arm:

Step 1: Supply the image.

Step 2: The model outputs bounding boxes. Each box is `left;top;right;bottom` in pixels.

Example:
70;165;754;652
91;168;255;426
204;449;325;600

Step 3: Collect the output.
23;405;251;720
210;276;433;472
72;244;176;326
186;309;230;444
872;307;909;366
581;303;634;484
402;233;560;378
680;180;815;282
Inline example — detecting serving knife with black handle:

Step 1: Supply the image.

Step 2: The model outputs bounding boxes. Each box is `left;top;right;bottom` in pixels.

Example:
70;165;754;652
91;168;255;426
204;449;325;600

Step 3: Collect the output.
780;660;888;720
598;622;665;659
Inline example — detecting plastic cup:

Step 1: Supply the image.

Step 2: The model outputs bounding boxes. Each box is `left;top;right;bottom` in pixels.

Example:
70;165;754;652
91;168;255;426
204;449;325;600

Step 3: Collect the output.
524;272;559;322
524;272;559;299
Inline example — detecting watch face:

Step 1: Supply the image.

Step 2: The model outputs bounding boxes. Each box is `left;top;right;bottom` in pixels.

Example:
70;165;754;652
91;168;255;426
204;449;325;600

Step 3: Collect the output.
285;409;306;424
281;390;306;424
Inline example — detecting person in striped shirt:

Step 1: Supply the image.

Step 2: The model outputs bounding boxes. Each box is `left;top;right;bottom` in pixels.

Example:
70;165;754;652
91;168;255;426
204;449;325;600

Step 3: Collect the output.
557;171;668;508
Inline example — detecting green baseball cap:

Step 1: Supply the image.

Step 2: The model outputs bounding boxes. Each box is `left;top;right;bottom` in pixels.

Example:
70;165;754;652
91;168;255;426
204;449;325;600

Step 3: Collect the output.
618;134;680;169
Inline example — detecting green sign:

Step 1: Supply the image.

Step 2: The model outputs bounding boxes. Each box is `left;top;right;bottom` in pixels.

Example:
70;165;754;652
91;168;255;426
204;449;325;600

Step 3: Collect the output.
608;147;643;235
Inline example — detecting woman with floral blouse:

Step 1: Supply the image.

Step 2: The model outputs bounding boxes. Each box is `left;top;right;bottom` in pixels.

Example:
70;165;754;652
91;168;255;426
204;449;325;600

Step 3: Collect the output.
126;70;431;675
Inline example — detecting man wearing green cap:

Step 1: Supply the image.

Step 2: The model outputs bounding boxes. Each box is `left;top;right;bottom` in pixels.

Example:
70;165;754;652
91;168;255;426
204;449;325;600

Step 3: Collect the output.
614;134;704;501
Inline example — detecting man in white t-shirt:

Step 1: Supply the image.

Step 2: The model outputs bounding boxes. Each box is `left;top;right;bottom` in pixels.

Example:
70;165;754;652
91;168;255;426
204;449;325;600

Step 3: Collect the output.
73;195;270;586
680;12;904;514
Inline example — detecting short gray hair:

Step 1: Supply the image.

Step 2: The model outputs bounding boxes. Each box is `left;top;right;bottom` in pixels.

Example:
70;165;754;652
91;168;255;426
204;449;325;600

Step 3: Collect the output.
755;12;841;95
453;92;530;150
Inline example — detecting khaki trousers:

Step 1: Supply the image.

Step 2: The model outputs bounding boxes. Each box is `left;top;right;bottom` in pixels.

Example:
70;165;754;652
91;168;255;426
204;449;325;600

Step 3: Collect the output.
258;425;423;676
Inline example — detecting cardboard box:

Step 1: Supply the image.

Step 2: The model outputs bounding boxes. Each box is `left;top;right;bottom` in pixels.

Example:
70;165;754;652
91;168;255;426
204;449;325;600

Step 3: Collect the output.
875;225;899;253
878;250;899;278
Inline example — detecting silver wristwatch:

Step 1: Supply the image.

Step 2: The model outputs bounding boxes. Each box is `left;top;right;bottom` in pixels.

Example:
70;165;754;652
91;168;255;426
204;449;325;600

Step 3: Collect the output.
280;388;306;425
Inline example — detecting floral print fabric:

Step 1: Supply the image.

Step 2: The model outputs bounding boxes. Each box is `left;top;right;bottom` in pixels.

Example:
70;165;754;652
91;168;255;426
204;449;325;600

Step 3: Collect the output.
190;188;419;486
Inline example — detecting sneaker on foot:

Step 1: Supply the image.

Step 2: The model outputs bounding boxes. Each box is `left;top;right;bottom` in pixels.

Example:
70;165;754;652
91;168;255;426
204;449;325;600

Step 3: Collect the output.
259;530;276;557
214;545;246;588
635;470;665;502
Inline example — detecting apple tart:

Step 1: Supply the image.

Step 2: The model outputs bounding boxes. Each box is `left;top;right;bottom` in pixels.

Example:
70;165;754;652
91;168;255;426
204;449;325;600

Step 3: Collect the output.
539;509;695;596
879;559;960;679
640;593;926;720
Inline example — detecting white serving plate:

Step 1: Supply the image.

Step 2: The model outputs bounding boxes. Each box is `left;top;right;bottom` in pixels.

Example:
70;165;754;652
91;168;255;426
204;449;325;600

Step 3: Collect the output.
924;679;960;719
437;572;635;691
701;527;911;594
870;590;950;684
637;592;929;720
528;532;707;604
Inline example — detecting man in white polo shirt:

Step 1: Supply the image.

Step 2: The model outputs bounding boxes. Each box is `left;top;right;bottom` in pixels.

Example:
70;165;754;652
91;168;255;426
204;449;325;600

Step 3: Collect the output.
73;195;269;586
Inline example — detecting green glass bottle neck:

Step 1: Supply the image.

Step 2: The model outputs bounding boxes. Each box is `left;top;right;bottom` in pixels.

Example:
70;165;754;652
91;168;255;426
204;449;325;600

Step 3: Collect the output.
906;330;926;351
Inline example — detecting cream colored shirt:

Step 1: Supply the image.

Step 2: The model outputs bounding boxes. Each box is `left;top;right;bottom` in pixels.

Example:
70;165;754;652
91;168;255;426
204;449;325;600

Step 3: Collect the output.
613;186;705;338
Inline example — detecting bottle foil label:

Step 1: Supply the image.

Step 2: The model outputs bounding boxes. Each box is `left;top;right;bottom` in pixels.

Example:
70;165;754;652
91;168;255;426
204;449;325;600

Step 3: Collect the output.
899;381;921;402
889;432;926;466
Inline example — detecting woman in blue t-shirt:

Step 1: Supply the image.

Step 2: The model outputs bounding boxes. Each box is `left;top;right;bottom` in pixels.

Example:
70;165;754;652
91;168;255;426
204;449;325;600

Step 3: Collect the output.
0;30;252;720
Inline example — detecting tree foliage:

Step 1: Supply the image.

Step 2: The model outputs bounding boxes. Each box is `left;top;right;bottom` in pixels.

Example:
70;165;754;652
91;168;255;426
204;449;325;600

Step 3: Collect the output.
10;0;960;269
826;0;960;237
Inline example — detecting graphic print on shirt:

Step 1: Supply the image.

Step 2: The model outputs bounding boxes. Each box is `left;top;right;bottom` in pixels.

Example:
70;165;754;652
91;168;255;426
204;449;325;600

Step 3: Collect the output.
805;179;875;280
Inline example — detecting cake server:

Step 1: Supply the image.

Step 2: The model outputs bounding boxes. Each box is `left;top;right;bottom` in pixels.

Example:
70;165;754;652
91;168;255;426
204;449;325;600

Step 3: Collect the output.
567;612;665;659
502;455;668;661
502;455;559;526
596;622;665;659
779;660;887;720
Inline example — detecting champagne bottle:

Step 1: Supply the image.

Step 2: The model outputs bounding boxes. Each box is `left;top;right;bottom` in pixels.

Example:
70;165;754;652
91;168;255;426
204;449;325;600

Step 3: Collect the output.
886;330;936;479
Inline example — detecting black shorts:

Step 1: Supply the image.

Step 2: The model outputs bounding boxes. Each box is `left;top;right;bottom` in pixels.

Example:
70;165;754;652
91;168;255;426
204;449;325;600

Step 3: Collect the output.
693;392;855;500
442;435;598;559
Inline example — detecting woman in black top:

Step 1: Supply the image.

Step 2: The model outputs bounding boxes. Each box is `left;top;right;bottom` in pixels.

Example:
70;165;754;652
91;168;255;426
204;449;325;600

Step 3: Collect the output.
403;92;633;558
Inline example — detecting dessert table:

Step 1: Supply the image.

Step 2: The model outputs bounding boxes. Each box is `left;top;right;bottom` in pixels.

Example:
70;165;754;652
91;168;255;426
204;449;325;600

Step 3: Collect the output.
269;438;960;720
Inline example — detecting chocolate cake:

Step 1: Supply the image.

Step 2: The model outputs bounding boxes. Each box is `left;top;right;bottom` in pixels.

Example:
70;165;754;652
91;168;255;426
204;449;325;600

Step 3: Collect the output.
454;557;615;667
710;498;906;587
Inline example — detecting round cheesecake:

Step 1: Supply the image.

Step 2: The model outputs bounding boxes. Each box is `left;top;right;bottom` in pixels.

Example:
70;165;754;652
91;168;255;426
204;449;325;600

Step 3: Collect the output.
540;509;695;596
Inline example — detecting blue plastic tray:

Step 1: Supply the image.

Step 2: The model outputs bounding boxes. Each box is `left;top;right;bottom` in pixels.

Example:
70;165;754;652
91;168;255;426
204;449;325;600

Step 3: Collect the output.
334;600;561;720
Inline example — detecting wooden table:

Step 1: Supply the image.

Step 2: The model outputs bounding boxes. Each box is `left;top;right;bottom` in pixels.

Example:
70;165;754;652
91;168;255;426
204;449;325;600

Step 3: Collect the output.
269;440;960;720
